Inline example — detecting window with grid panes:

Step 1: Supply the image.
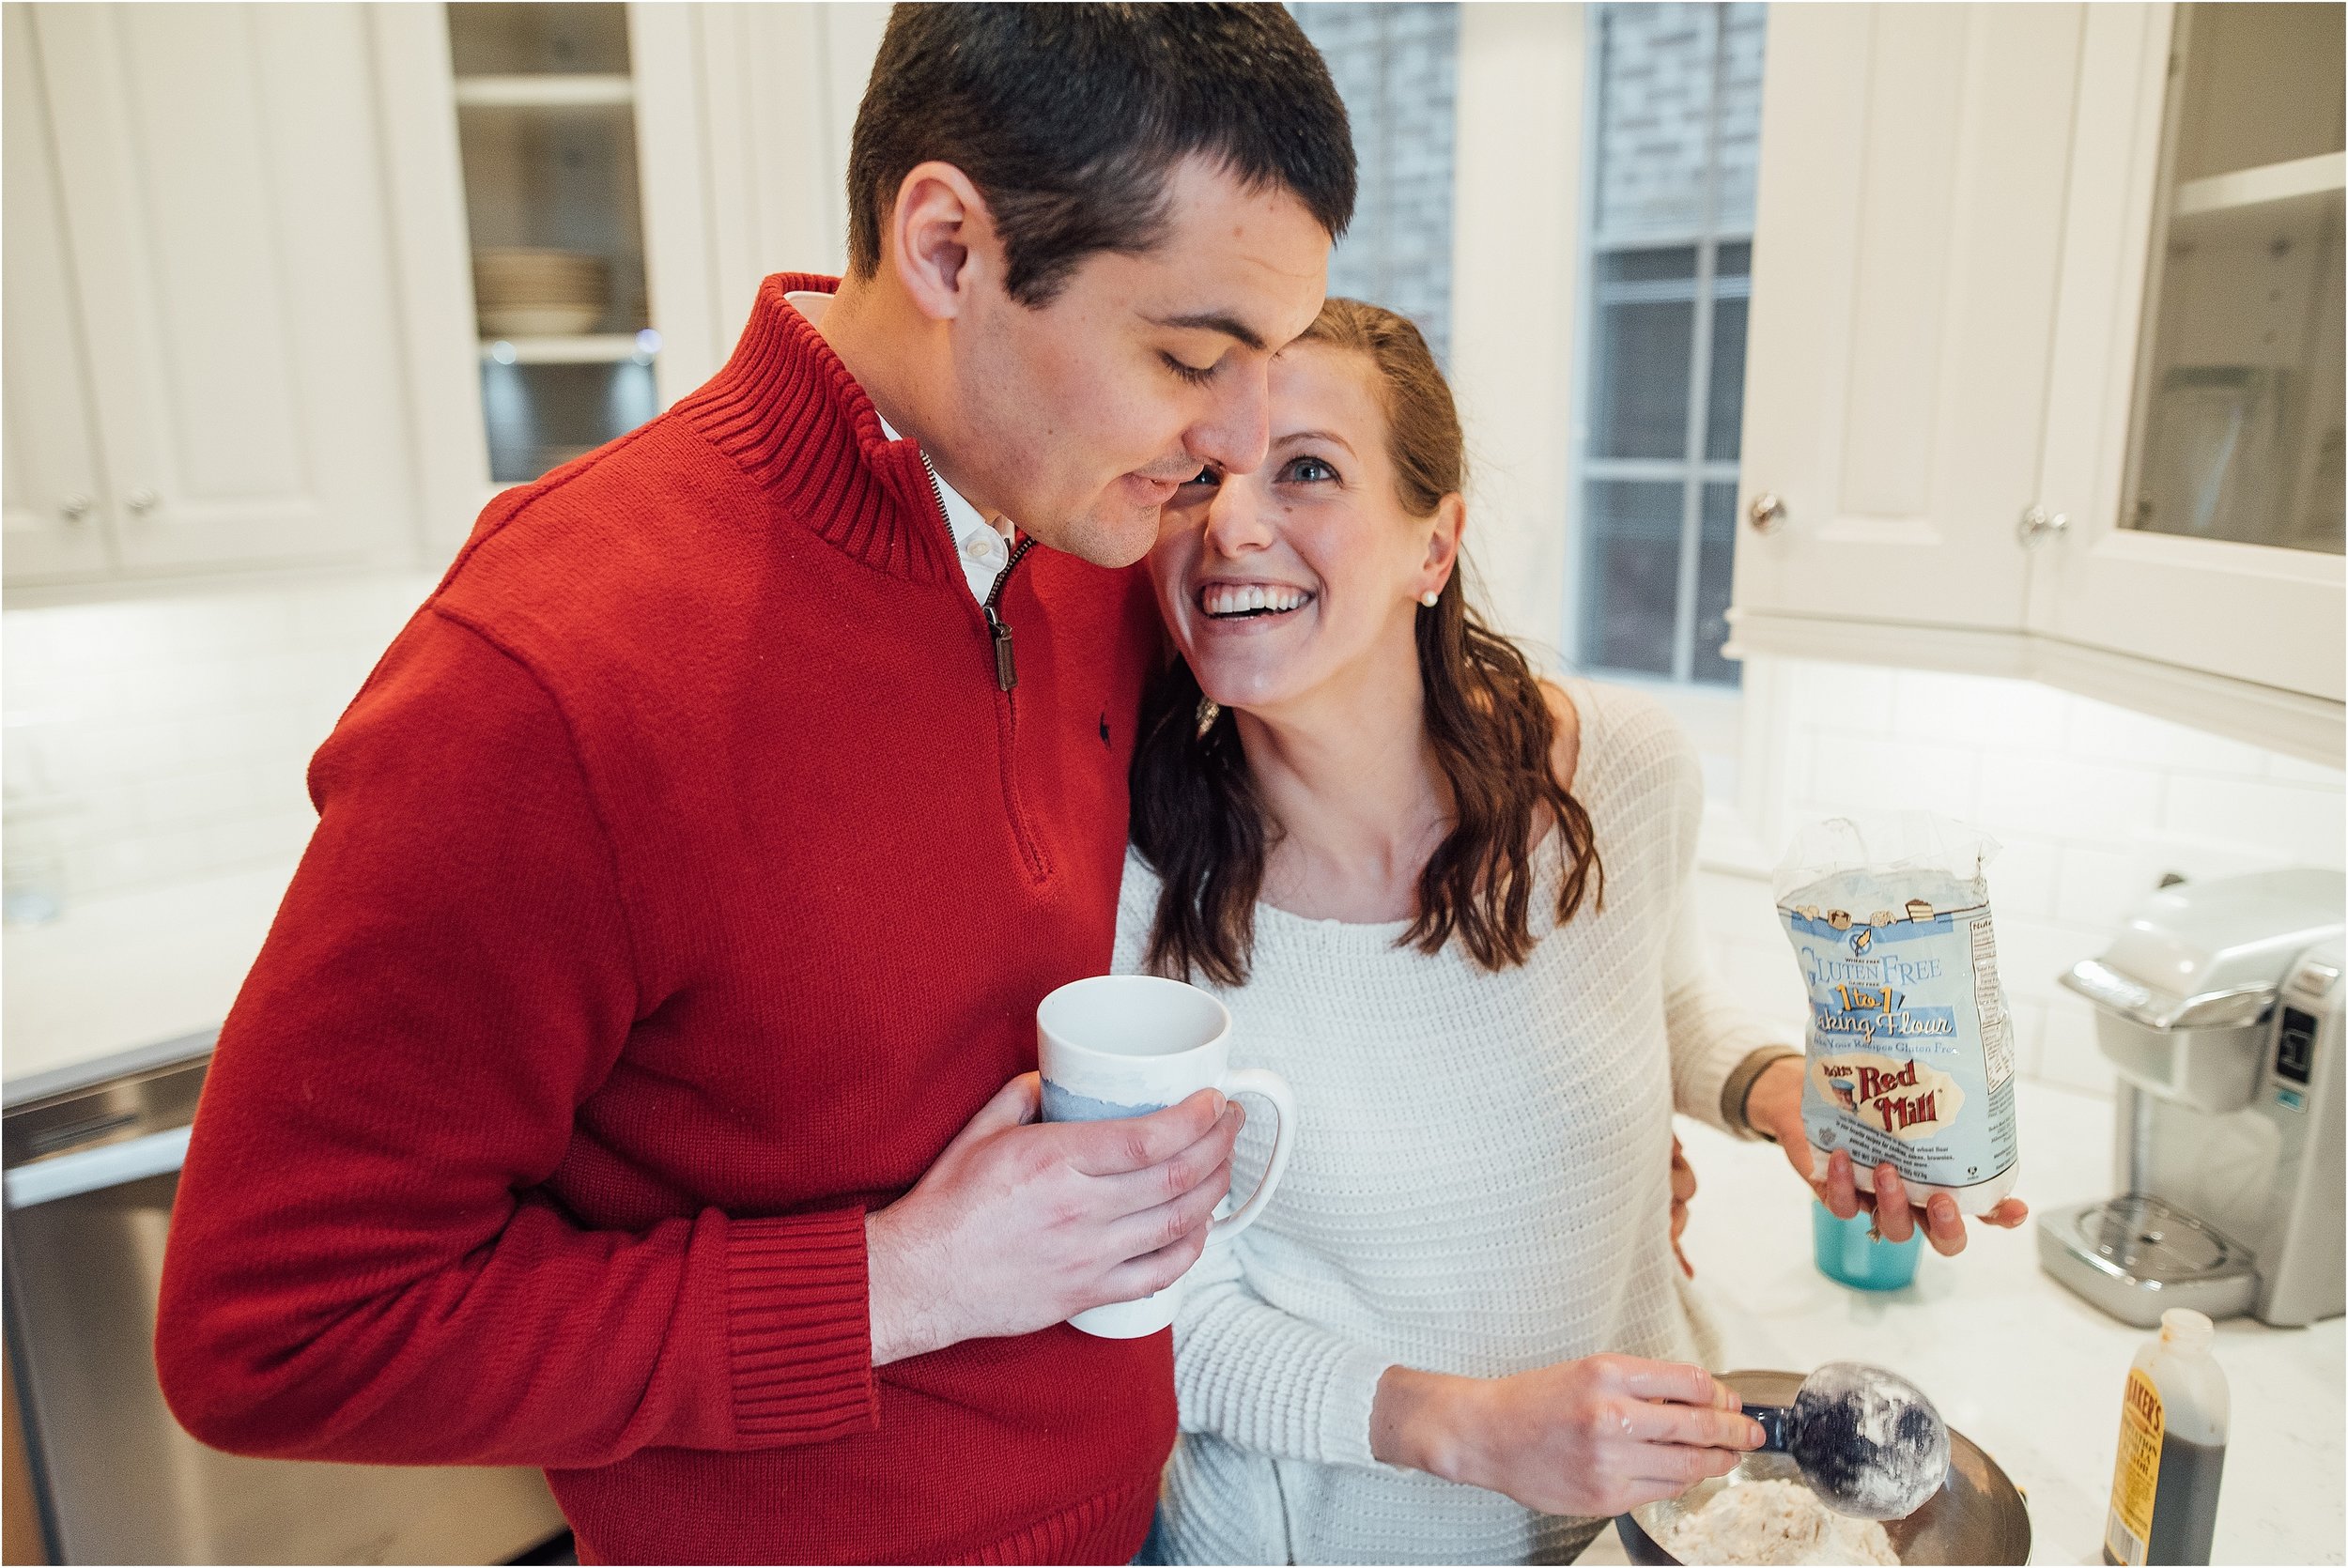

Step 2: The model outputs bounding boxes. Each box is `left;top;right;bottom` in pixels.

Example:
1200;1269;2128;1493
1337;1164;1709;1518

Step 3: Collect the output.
1571;3;1764;687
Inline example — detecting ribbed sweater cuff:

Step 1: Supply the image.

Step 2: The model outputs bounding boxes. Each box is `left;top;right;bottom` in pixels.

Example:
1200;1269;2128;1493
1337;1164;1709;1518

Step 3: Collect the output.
1317;1345;1397;1470
1672;1002;1799;1138
1681;1023;1784;1131
724;1208;879;1445
1719;1043;1804;1141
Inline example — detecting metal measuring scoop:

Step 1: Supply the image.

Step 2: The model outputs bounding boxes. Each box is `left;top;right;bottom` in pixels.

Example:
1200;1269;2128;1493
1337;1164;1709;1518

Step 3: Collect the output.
1740;1361;1951;1520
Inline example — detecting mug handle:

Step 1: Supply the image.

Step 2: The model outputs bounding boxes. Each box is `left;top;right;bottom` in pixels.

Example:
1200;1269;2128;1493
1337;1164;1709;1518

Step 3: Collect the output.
1210;1067;1297;1239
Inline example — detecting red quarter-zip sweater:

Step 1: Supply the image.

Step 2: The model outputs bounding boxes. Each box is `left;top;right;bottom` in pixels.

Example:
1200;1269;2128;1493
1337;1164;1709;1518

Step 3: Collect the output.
154;275;1169;1564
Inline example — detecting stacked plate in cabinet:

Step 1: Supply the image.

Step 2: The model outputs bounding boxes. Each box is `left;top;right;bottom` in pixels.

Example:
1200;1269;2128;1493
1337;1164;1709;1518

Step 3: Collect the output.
473;247;609;337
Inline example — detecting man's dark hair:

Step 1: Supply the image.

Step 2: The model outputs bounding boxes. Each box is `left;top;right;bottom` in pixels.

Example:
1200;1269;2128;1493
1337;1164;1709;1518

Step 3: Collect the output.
846;4;1355;307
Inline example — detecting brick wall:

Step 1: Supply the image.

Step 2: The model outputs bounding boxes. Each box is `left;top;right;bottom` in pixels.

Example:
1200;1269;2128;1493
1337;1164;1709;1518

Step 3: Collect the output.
1592;1;1765;240
1692;657;2347;1099
1291;2;1459;362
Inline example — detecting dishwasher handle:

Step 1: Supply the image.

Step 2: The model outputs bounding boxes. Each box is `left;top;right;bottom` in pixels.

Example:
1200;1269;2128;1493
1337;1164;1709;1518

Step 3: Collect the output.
5;1125;192;1209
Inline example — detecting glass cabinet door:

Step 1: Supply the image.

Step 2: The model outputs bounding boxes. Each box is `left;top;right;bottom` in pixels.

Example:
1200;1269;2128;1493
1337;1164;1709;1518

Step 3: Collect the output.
2123;3;2344;555
448;3;660;484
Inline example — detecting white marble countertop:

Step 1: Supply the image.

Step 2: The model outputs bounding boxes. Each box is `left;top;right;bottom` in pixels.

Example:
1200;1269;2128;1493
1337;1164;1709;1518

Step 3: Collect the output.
1576;1079;2345;1565
2;857;299;1097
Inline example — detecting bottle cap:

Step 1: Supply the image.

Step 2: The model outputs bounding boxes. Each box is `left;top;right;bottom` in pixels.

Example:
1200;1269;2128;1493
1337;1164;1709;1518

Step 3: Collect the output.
2160;1307;2216;1349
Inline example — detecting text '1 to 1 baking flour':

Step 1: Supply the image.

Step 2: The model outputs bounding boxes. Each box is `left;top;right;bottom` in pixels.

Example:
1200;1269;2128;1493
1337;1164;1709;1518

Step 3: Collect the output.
1775;814;2021;1216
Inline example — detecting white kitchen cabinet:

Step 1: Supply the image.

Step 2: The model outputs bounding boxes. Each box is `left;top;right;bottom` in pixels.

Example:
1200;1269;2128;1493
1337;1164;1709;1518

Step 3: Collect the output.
630;3;888;407
440;4;664;487
1730;3;2344;764
5;4;422;592
370;2;886;553
2031;3;2343;730
1730;5;2085;641
3;4;109;588
5;1;882;591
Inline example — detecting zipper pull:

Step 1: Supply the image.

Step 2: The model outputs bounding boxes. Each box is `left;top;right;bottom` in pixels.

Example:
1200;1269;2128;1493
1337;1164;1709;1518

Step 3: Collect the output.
986;607;1017;690
981;537;1034;693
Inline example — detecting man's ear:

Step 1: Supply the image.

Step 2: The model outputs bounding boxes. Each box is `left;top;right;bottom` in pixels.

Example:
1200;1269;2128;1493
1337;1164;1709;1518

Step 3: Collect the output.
1419;492;1466;596
887;161;1002;324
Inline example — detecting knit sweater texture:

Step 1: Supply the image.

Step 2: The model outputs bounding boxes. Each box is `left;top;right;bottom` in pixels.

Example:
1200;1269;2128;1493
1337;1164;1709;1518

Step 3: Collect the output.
1111;680;1789;1565
155;275;1169;1565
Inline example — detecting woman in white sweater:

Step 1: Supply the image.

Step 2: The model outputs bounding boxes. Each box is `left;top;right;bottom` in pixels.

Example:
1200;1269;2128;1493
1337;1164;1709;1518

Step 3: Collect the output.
1115;299;2025;1565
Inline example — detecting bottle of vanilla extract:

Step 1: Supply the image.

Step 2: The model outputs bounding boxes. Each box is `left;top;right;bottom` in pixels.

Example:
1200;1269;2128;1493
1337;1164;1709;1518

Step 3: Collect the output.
2103;1309;2230;1566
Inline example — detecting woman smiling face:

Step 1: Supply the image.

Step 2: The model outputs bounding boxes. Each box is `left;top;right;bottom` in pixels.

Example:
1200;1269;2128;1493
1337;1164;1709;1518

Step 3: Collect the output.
1149;340;1461;717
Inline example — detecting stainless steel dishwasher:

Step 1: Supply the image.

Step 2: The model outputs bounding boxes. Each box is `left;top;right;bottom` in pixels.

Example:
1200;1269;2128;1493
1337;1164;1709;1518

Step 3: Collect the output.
4;1036;569;1564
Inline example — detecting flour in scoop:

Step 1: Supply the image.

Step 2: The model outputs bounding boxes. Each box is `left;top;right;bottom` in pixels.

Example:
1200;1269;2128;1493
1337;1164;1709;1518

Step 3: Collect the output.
1661;1479;1901;1567
1789;1362;1950;1521
1774;813;2021;1216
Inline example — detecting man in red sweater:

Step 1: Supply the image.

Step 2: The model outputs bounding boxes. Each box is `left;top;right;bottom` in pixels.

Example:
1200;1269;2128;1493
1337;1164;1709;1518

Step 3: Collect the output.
154;7;1353;1563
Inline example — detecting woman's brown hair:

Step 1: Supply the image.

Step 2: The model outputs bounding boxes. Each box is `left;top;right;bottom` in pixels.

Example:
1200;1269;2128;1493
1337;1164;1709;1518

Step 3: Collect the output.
1130;297;1603;985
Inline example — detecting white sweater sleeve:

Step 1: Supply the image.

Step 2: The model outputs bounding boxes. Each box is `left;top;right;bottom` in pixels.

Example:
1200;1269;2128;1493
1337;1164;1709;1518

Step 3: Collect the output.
1172;1234;1398;1470
1645;702;1799;1133
1664;872;1799;1133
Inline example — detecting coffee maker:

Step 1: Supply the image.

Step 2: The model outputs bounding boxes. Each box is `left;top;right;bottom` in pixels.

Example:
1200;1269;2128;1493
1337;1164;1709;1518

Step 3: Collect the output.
2039;869;2344;1328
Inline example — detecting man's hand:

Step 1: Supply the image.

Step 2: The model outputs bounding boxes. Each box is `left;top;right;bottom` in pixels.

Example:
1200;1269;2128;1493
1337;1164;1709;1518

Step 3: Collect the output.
1744;1055;2027;1256
863;1073;1244;1364
1669;1135;1696;1278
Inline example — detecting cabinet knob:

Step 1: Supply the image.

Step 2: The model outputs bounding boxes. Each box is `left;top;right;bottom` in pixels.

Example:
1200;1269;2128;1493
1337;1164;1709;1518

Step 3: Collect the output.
58;494;91;523
125;487;159;515
2016;504;2068;546
1748;492;1788;535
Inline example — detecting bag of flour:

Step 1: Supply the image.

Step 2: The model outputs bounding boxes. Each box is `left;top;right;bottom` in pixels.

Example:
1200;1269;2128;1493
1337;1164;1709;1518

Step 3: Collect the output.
1774;813;2020;1215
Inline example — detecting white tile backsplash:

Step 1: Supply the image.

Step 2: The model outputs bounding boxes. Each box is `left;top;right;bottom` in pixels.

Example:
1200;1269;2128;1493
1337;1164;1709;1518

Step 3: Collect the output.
4;572;441;904
1698;657;2345;1099
1805;734;1980;822
1787;662;1898;734
2164;774;2348;865
1986;833;2062;921
1976;750;2165;840
2063;697;2278;776
1888;667;2071;753
2052;843;2144;930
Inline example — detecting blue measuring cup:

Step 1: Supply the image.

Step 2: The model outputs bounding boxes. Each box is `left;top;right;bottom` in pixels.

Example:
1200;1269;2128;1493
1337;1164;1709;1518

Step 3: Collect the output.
1813;1200;1923;1291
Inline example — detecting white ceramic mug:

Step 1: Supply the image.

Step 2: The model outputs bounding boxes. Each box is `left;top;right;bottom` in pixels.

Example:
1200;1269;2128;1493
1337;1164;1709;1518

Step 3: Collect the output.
1036;974;1298;1338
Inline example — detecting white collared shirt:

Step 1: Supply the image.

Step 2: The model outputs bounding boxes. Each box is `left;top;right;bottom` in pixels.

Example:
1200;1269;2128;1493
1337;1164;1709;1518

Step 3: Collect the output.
786;290;1016;606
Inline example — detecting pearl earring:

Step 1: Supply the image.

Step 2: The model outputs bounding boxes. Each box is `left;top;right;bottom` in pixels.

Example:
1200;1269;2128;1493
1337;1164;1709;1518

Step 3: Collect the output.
1195;697;1222;739
1420;590;1441;608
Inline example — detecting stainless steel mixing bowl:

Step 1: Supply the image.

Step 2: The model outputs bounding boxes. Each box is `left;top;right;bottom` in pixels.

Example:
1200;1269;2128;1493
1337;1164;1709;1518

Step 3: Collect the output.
1614;1371;2031;1565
